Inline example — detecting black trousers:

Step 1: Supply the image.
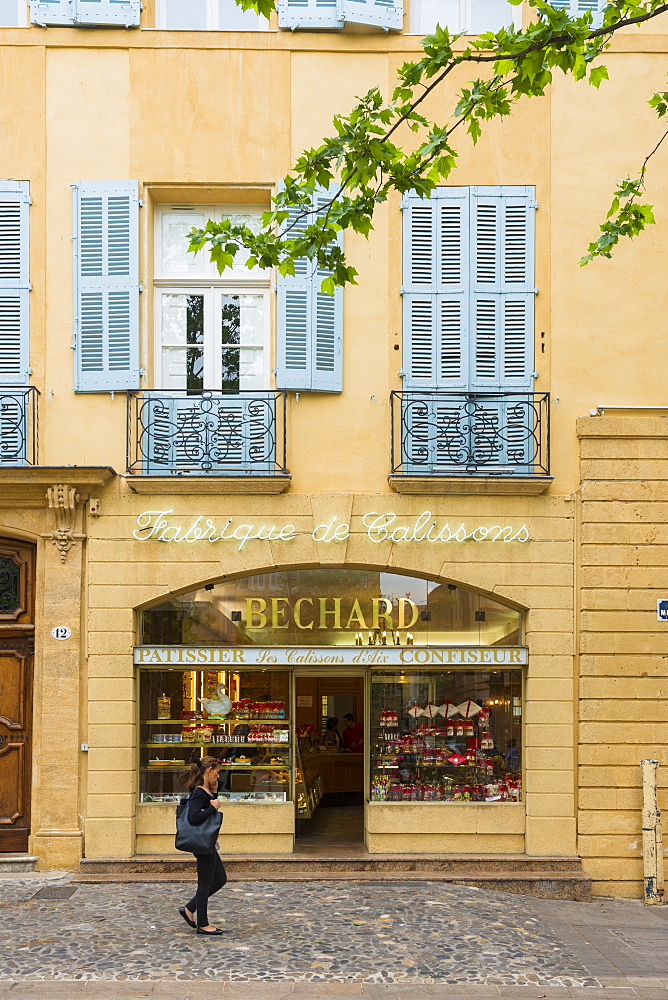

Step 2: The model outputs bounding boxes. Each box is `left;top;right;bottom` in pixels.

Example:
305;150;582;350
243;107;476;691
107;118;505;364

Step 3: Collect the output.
185;852;227;927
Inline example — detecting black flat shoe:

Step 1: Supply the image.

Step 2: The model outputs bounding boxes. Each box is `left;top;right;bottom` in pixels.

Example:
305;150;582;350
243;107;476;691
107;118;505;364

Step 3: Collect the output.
178;907;196;929
196;926;224;936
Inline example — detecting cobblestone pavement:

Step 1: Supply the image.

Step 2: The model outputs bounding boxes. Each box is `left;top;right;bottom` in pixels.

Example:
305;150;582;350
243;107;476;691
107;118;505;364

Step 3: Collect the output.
0;875;667;999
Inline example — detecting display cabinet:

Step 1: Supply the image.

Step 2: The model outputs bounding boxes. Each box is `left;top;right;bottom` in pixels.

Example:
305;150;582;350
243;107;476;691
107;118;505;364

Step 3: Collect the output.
370;668;523;803
139;667;292;804
294;734;324;818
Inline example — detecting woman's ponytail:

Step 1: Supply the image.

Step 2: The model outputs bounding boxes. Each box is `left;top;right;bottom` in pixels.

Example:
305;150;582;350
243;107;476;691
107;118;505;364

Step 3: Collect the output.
184;754;220;791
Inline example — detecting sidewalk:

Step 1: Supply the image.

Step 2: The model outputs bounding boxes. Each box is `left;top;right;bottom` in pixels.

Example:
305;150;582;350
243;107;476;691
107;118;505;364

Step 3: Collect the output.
0;875;665;999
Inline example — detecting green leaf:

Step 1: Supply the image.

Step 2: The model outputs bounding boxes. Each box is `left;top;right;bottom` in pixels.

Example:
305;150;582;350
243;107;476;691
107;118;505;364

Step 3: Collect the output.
589;64;609;88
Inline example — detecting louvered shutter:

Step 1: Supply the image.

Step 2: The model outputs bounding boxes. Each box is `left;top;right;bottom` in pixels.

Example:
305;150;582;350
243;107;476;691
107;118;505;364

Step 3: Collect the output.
470;186;535;390
29;0;75;24
339;0;403;28
549;0;601;21
141;395;275;475
277;0;343;28
76;0;141;26
276;187;343;393
30;0;140;23
72;180;140;392
0;182;30;387
311;189;343;392
402;188;468;391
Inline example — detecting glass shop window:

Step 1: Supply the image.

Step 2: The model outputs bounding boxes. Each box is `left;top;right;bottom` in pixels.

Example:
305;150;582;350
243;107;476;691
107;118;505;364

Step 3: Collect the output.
140;568;522;647
370;668;523;803
139;668;291;805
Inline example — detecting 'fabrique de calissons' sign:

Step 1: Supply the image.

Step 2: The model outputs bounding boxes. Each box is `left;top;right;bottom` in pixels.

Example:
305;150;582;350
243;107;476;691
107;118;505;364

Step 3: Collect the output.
133;510;530;550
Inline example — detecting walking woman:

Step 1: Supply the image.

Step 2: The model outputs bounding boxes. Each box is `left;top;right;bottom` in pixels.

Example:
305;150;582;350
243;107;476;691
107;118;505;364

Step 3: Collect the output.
178;756;227;936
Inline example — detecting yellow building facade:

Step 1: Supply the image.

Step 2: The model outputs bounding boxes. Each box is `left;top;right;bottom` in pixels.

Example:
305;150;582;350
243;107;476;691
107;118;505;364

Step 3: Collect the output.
0;0;666;899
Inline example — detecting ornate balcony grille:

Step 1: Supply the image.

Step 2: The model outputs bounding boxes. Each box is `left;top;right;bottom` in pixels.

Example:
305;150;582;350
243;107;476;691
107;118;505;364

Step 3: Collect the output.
391;391;550;477
127;390;288;476
0;388;39;467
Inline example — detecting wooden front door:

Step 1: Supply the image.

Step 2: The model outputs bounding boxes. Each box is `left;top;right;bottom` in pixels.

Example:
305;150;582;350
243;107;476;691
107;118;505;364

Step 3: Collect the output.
0;541;35;852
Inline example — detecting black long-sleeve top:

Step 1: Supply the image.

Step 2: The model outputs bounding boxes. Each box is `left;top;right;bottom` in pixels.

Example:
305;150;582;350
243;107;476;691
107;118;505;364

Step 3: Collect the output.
187;786;217;825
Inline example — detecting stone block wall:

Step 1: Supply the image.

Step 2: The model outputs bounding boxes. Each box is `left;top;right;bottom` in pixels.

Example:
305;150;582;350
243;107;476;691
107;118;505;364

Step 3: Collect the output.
578;416;668;897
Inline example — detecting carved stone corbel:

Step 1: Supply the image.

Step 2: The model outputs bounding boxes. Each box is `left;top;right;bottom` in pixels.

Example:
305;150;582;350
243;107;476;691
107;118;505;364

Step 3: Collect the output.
41;484;85;563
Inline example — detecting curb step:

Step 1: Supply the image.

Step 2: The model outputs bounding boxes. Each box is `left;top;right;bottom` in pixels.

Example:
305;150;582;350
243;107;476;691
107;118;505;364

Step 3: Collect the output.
79;853;586;875
72;870;592;901
0;854;38;873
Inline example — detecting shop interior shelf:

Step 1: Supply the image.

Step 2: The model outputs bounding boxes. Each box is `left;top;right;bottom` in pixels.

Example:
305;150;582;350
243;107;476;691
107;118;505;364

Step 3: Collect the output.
373;763;481;770
142;764;290;772
140;741;291;748
141;718;290;725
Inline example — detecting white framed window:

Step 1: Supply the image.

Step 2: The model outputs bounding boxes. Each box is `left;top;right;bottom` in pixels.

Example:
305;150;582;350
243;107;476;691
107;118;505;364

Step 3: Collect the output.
156;0;269;29
154;205;271;393
408;0;520;35
0;1;28;25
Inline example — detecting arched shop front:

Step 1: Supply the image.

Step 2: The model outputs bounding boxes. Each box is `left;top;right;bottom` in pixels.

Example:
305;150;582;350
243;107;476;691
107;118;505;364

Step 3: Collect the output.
135;568;527;854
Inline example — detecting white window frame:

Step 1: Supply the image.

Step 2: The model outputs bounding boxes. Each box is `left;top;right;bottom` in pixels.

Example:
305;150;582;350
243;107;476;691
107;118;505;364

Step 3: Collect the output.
155;0;269;29
407;0;521;35
0;1;28;25
154;204;271;393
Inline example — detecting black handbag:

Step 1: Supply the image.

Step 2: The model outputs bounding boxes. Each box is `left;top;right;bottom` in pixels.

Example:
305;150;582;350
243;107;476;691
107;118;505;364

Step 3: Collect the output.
175;796;223;855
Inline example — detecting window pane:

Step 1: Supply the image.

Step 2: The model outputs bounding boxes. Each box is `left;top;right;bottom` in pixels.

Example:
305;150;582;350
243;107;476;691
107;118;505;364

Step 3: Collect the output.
0;0;19;25
162;347;188;390
239;294;265;346
221;295;241;392
161;212;207;274
220;214;265;277
218;0;268;29
162;294;204;345
162;0;207;28
161;294;205;392
370;669;523;803
469;0;514;32
409;0;460;32
221;296;241;346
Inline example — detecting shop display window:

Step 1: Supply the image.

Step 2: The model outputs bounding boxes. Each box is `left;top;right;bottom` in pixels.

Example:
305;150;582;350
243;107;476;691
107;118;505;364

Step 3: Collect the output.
139;668;291;804
140;569;521;647
370;669;522;803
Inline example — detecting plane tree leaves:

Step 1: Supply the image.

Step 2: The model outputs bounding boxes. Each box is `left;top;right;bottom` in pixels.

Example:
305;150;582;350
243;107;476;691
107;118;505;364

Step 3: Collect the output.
189;0;668;290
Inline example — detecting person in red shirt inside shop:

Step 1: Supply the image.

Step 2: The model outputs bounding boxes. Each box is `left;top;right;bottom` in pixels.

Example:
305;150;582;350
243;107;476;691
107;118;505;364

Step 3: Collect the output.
342;713;364;753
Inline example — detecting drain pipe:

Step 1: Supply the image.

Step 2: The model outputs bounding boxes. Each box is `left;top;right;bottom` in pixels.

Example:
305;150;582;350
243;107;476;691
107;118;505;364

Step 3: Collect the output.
641;759;665;904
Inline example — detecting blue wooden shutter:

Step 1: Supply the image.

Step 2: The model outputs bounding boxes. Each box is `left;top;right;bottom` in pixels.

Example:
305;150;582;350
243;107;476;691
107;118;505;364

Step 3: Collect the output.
76;0;141;25
29;0;76;24
402;188;468;391
0;181;30;387
339;0;403;28
73;180;140;392
470;186;535;391
30;0;140;24
276;186;343;393
277;0;343;28
312;188;343;392
550;0;601;22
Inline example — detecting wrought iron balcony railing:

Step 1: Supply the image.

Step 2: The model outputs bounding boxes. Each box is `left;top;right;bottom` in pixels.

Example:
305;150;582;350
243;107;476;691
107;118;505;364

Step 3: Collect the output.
127;390;288;476
391;391;550;477
0;387;39;467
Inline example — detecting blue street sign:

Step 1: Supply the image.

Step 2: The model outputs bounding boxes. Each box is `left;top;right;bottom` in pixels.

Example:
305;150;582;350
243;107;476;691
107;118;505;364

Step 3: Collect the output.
657;600;668;621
